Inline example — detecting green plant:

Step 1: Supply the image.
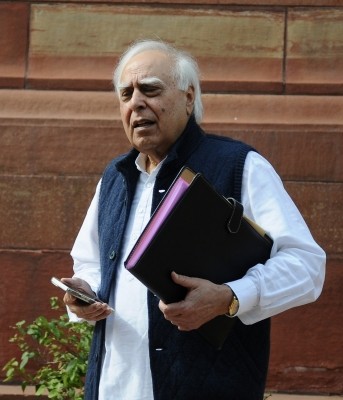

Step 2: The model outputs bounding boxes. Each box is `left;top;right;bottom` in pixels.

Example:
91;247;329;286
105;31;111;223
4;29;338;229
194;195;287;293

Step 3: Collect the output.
2;297;93;399
2;298;273;399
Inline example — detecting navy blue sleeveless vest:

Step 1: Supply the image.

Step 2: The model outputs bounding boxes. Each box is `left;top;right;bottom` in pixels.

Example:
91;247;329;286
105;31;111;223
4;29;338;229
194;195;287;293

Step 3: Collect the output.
84;116;270;400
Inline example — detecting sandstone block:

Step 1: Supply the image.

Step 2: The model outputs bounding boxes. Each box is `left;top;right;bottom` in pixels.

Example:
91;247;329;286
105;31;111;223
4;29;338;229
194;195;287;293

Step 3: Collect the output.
0;175;339;255
267;258;343;394
284;182;342;256
202;94;343;182
0;90;342;182
0;250;73;379
0;3;29;88
287;9;343;94
27;4;284;92
34;0;343;6
0;175;99;250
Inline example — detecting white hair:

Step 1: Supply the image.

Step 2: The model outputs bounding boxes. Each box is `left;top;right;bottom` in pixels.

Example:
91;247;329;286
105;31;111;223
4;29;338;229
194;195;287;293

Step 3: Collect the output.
113;39;203;123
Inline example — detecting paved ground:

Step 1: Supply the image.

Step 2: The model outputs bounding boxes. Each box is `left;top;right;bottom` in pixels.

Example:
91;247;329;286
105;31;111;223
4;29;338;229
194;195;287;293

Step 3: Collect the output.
271;395;342;400
1;386;342;398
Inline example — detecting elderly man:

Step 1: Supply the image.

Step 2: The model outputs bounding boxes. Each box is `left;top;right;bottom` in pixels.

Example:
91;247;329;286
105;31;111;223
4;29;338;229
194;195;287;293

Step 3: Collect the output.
63;39;325;400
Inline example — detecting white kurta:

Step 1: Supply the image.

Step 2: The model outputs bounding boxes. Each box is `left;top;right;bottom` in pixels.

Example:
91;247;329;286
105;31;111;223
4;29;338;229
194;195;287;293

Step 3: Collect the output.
69;152;325;400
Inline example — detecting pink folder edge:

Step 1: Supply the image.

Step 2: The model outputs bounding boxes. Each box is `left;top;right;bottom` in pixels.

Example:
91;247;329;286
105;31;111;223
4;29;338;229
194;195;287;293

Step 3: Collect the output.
126;177;190;269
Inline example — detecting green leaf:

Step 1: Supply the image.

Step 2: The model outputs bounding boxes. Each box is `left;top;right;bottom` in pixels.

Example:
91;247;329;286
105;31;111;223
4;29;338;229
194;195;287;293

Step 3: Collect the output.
36;384;47;396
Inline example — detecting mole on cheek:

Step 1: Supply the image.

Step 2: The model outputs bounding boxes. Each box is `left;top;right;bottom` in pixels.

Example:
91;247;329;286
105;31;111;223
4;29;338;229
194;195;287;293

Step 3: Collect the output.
161;108;166;112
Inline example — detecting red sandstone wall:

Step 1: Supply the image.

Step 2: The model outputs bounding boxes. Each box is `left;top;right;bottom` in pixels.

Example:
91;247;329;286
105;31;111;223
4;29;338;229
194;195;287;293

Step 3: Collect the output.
0;0;342;395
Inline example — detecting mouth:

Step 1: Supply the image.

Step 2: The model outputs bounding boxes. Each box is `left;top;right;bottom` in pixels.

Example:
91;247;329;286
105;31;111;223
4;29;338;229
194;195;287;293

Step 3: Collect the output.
132;119;155;130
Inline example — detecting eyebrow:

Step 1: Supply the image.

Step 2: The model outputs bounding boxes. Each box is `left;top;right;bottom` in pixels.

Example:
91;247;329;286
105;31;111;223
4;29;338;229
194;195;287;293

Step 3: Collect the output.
118;77;166;91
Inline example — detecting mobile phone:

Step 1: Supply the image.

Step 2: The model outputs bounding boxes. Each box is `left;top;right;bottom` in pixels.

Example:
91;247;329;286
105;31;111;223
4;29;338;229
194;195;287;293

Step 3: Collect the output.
51;277;102;306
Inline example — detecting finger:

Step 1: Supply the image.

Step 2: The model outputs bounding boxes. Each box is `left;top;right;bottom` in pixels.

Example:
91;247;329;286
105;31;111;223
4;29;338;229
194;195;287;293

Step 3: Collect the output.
61;277;94;295
170;317;198;331
171;272;197;289
80;303;111;320
63;291;77;306
159;299;183;319
158;300;167;313
69;302;112;321
61;277;82;289
63;291;91;307
159;299;185;318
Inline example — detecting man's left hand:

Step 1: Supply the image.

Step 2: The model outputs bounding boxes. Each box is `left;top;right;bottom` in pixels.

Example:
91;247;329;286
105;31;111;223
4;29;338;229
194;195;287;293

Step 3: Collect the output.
159;271;233;331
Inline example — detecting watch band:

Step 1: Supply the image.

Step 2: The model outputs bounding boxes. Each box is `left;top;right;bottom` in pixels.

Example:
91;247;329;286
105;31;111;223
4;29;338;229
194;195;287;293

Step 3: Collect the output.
226;288;239;318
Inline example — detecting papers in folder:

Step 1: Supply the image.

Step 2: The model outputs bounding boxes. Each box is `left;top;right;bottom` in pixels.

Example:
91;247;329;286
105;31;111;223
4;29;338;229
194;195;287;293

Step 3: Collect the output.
126;168;195;270
124;167;273;349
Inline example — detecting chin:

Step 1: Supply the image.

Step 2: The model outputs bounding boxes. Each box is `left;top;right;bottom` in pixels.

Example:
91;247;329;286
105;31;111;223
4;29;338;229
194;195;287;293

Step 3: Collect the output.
133;136;156;150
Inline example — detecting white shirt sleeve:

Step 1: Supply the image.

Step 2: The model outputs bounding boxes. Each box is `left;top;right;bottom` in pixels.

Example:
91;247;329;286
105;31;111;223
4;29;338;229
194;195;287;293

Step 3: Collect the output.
68;180;102;322
228;152;326;325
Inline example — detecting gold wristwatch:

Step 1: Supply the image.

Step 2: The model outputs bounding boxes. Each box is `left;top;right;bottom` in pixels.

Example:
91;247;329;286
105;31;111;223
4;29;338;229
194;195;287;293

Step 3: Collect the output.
226;289;239;317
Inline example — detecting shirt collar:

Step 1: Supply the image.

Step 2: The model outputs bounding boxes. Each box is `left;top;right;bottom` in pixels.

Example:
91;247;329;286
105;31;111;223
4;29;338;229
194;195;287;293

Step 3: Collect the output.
135;153;165;178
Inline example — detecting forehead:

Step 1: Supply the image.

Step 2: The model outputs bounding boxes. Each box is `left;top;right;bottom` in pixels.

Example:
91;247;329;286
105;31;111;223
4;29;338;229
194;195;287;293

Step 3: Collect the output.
120;50;174;85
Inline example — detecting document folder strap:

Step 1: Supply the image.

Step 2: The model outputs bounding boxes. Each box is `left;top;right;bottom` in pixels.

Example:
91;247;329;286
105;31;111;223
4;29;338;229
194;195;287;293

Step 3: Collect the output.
226;197;244;233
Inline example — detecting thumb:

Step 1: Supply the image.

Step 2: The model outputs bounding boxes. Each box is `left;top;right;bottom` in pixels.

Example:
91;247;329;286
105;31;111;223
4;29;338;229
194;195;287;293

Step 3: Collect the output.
171;271;195;289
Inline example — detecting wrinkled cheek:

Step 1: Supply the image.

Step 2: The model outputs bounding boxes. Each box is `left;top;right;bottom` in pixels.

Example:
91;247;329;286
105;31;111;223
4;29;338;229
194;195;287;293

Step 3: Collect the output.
119;105;130;125
122;125;134;145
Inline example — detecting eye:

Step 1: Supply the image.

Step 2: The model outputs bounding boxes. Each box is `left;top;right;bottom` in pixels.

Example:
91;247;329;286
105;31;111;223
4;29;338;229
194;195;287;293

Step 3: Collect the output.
120;89;133;101
141;85;162;97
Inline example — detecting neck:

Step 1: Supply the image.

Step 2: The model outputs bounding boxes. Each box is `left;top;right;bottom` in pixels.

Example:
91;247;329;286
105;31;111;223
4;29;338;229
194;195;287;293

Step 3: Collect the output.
146;155;159;174
148;155;158;167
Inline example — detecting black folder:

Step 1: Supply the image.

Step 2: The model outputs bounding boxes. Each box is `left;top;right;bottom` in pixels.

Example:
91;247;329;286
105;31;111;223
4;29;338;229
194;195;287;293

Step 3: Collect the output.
125;167;273;349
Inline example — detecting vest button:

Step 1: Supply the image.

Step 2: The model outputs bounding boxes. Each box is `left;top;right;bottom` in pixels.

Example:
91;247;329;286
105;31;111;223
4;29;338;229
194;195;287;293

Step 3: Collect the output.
109;250;116;260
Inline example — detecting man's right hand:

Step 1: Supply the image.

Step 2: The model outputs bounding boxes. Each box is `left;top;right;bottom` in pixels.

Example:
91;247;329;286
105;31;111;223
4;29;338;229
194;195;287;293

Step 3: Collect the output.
61;277;113;322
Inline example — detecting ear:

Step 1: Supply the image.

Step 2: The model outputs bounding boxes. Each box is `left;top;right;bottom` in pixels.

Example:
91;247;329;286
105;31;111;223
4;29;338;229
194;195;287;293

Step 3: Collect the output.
185;85;195;116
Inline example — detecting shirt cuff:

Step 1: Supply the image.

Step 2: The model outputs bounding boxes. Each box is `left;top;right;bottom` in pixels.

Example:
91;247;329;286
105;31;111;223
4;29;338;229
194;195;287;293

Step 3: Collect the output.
66;306;96;326
225;276;259;316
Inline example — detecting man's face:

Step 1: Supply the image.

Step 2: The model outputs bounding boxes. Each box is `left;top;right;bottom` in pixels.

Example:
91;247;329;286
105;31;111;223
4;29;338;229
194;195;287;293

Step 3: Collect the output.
118;50;194;160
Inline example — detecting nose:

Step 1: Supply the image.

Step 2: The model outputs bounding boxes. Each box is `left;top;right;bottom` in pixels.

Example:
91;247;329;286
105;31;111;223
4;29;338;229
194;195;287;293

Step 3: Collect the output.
130;89;146;111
